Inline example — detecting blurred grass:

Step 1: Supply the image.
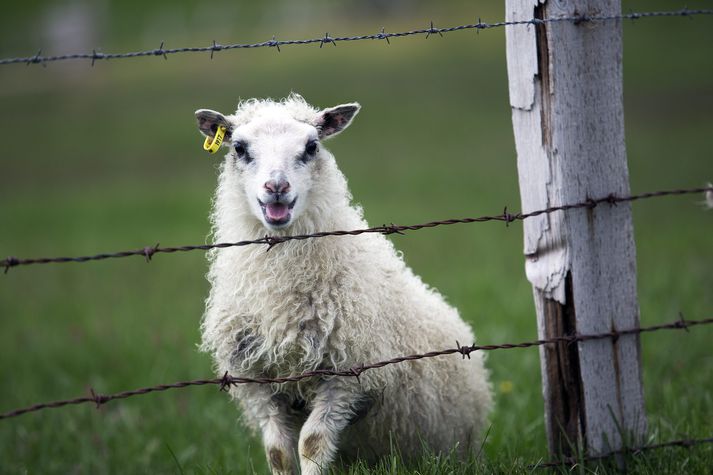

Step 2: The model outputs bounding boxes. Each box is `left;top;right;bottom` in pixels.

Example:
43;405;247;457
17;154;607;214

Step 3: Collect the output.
0;1;712;473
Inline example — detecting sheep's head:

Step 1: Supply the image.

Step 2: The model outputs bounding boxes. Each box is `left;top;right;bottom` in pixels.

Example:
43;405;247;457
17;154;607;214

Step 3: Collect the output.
195;98;360;230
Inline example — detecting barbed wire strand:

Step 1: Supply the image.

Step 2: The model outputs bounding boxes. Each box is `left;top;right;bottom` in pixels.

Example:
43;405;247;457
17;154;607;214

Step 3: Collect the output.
3;185;711;273
531;436;713;469
1;9;711;67
1;314;710;421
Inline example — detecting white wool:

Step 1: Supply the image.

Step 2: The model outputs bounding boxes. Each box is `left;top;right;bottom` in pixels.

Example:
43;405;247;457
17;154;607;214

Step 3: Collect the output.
200;94;492;466
227;94;321;129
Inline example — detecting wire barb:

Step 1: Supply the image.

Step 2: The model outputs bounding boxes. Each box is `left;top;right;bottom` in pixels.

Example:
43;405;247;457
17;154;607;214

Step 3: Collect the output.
455;340;472;359
676;312;690;332
349;363;365;382
263;235;286;252
377;27;390;44
502;207;517;227
219;371;232;392
628;9;642;22
143;243;160;263
3;256;19;274
566;333;581;348
475;17;485;34
89;388;109;408
154;41;168;60
90;49;104;67
269;36;281;52
425;21;444;39
27;49;45;67
319;33;336;48
210;40;221;59
380;223;405;236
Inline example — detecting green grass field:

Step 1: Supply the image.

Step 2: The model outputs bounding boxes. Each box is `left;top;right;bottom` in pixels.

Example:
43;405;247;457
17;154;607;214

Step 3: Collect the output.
0;1;712;473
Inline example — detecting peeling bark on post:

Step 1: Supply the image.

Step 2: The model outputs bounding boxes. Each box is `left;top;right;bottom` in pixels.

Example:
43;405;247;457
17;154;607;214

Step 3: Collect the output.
505;0;647;457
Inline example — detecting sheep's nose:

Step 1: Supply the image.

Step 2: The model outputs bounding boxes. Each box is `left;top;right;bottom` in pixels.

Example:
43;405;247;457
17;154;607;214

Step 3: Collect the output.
264;179;290;194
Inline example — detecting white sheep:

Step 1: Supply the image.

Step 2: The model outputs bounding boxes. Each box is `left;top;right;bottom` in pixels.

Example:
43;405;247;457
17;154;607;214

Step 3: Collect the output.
195;94;492;474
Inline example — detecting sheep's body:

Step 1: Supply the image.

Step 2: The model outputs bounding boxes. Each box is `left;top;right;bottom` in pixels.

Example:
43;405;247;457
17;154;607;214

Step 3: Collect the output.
199;96;492;474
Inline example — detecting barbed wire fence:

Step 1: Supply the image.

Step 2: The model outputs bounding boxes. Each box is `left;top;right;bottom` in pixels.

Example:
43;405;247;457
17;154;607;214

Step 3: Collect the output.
1;4;713;470
2;313;711;421
3;185;712;272
1;313;712;467
531;436;713;469
0;8;710;67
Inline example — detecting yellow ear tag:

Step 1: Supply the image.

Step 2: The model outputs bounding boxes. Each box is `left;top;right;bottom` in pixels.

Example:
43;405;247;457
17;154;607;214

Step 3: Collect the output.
203;126;226;154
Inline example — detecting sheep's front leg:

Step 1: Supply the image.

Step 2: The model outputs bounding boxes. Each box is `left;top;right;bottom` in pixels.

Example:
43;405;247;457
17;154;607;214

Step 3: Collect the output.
240;387;300;475
260;408;298;475
298;381;359;475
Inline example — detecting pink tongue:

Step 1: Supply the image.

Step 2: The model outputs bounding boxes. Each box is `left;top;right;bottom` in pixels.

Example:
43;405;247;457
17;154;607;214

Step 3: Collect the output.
266;203;289;221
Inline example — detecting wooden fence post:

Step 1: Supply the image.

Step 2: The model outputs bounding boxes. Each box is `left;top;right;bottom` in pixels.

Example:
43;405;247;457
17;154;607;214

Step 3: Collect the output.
504;0;647;457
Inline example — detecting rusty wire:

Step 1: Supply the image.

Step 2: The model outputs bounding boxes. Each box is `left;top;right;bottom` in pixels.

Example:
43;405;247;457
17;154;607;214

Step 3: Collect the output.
531;436;713;469
1;314;710;421
0;8;711;67
2;185;711;273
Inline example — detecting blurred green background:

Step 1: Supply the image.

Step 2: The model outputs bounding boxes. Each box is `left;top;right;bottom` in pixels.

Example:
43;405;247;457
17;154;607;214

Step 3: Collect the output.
0;0;711;473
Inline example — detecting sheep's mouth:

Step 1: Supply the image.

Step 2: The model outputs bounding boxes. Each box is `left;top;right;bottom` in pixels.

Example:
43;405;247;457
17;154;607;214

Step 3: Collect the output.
258;197;297;226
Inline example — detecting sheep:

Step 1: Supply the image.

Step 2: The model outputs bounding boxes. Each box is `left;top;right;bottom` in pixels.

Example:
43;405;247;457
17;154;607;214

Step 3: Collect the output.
195;94;492;475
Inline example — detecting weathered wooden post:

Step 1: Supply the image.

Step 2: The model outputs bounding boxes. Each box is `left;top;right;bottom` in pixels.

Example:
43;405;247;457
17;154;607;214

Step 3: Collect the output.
504;0;647;458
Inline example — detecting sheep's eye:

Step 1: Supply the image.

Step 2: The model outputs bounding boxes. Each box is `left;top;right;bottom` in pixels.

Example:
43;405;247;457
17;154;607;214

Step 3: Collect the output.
305;141;318;155
234;142;251;163
300;140;319;164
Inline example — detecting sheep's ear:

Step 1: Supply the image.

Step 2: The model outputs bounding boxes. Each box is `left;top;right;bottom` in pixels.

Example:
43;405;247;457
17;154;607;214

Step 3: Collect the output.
315;103;360;139
195;109;232;141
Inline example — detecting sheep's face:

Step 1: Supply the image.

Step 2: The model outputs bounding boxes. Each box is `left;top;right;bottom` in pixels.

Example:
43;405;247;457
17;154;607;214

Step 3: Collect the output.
232;115;318;230
195;100;360;231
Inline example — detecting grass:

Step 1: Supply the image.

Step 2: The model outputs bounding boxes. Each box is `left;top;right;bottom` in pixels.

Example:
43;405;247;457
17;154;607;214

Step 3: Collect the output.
0;1;712;473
